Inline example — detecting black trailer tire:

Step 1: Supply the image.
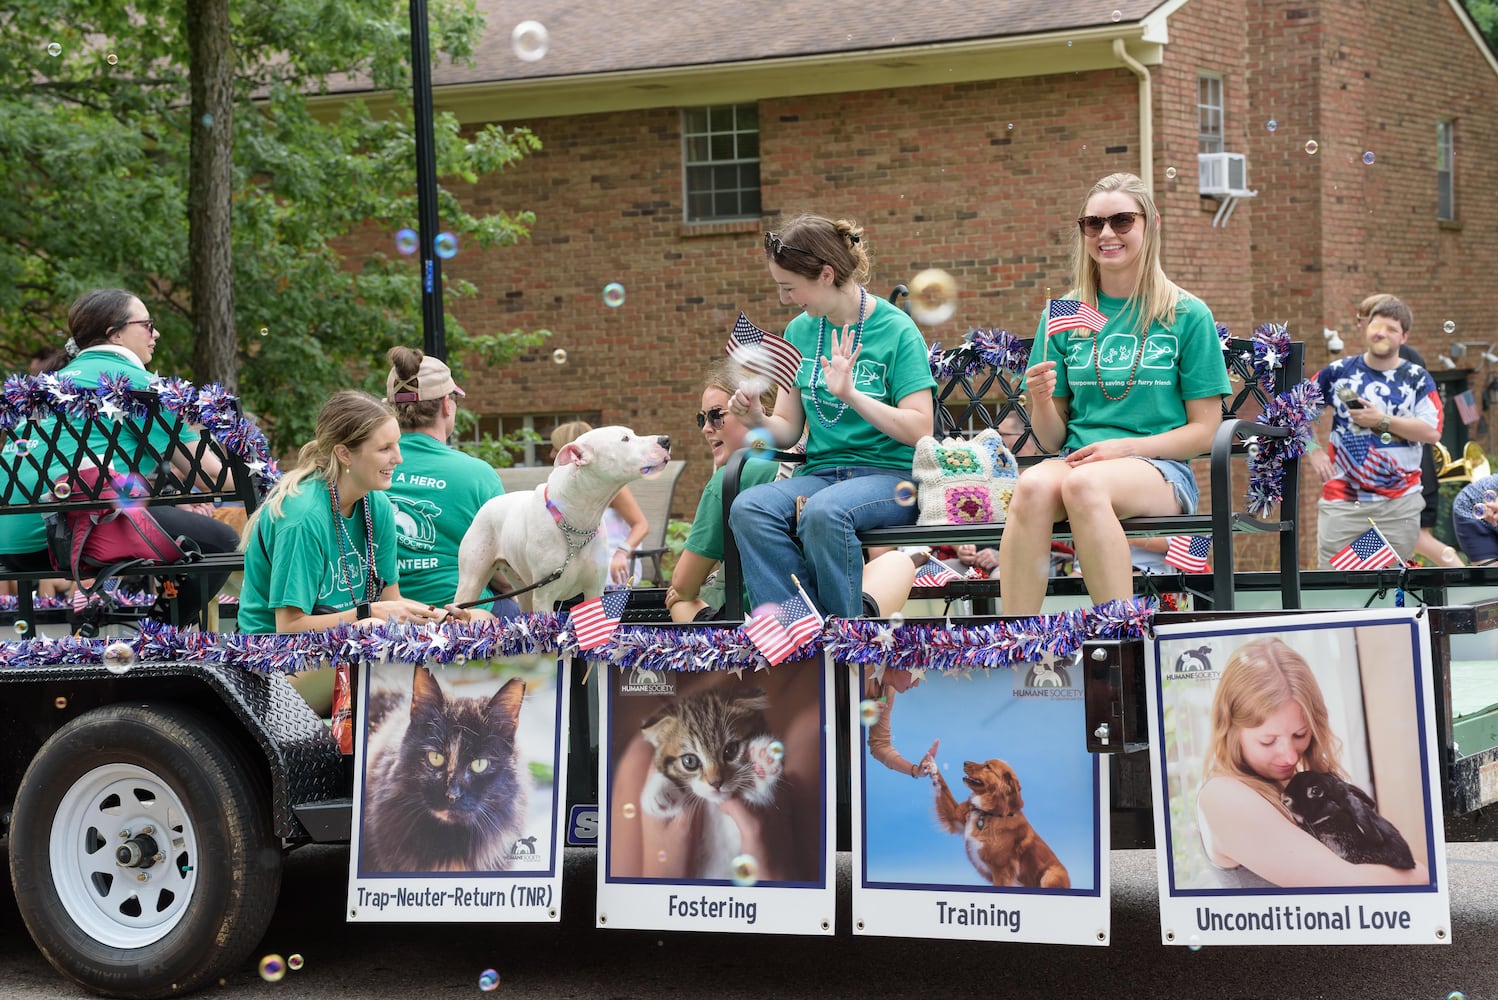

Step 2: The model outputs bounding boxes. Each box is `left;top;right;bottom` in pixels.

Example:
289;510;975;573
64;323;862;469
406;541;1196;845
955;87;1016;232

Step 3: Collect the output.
9;702;282;999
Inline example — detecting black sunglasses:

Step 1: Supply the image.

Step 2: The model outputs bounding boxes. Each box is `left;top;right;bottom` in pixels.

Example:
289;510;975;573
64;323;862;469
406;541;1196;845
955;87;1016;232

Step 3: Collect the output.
1076;212;1143;237
695;407;727;430
113;317;157;334
764;231;817;260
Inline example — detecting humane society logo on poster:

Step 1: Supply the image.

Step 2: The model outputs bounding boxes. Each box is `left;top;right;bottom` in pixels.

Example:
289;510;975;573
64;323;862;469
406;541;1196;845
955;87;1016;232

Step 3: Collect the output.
1012;651;1082;699
619;665;676;697
1164;642;1219;682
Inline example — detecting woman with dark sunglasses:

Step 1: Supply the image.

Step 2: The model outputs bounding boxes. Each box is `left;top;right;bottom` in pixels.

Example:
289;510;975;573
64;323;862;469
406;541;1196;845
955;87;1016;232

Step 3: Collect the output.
728;214;936;617
0;289;241;626
998;173;1230;614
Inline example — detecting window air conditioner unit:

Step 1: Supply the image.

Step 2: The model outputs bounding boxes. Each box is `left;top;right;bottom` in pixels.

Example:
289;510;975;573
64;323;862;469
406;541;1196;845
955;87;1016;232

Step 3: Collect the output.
1198;152;1252;197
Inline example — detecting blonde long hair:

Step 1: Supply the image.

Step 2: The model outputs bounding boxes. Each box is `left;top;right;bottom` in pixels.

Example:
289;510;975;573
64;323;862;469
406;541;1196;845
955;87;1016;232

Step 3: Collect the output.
1202;637;1347;818
1067;172;1187;334
241;391;396;549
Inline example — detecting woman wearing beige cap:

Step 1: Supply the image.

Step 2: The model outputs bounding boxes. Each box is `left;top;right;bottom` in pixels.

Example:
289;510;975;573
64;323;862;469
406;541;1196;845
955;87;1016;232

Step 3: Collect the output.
382;347;513;611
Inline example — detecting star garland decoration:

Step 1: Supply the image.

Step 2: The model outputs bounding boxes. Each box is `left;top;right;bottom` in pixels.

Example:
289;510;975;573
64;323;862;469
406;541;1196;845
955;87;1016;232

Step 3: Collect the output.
928;328;1029;380
1245;380;1324;517
0;598;1156;675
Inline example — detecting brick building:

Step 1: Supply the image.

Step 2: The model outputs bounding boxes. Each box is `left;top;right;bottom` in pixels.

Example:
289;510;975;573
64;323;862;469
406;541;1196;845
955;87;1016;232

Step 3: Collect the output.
338;0;1498;569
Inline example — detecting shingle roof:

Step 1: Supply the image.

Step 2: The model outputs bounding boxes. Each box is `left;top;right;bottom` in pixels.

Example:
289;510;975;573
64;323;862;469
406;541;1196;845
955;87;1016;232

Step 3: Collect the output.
430;0;1168;86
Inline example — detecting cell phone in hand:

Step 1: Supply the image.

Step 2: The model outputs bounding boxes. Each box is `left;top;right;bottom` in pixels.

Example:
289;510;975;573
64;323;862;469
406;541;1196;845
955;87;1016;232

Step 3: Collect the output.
1336;386;1366;409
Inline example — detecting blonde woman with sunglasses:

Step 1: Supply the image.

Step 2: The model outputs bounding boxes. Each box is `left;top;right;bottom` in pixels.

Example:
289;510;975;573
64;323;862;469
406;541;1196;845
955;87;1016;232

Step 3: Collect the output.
998;174;1231;614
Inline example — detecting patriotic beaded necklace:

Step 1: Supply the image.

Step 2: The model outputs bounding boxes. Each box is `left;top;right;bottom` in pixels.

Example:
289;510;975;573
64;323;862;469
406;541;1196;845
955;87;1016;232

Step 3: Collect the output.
810;285;868;428
328;478;377;605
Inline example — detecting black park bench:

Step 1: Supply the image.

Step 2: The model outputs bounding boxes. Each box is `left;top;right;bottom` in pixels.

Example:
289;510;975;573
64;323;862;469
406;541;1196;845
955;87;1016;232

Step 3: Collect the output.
718;305;1306;618
0;382;267;637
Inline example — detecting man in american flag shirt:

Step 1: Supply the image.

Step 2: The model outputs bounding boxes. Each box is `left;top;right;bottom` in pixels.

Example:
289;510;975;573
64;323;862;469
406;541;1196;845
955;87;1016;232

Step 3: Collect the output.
1309;296;1442;567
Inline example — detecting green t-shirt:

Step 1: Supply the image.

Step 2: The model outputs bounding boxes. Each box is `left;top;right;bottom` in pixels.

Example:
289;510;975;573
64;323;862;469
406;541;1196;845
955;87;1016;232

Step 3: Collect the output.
238;478;399;634
0;347;180;556
684;458;780;610
784;295;936;474
386;432;505;607
1040;292;1230;451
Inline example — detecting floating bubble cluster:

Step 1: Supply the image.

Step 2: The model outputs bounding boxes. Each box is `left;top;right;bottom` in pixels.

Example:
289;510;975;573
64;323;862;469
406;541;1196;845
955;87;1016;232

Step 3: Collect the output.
434;232;459;260
602;282;626;308
258;955;286;982
102;641;136;675
511;20;549;61
395;229;419;255
730;854;759;886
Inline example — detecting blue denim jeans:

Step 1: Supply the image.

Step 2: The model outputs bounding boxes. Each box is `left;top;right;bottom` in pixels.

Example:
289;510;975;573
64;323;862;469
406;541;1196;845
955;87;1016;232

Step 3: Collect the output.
729;466;918;618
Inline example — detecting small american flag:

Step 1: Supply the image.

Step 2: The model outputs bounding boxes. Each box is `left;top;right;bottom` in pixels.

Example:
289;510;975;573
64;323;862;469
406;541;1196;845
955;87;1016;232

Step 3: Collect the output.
744;590;825;665
726;313;804;391
913;558;962;588
1329;525;1399;572
71;587;89;613
569;590;630;650
1164;536;1212;574
1045;299;1108;338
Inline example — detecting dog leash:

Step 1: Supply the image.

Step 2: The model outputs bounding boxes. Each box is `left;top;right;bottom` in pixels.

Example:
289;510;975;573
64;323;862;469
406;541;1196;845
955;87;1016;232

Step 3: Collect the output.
451;568;565;610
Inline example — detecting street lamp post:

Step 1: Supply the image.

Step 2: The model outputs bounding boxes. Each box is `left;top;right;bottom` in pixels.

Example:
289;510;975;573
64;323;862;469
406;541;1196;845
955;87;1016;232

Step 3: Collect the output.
408;0;446;361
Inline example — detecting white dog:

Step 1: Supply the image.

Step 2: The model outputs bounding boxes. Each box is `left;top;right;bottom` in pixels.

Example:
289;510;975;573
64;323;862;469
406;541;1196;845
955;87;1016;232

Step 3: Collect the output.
455;426;671;613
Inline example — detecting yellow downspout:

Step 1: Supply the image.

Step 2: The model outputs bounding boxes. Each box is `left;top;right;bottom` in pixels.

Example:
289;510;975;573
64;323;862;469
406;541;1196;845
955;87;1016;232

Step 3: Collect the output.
1113;38;1153;191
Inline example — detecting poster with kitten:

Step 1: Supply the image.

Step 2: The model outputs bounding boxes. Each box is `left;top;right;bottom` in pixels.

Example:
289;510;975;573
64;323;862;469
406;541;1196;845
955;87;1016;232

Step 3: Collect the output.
852;656;1110;946
1145;608;1450;946
596;656;835;935
346;653;569;923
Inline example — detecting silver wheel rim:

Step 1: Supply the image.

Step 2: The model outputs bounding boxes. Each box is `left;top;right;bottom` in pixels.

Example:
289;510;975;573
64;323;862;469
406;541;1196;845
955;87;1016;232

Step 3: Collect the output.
49;763;200;948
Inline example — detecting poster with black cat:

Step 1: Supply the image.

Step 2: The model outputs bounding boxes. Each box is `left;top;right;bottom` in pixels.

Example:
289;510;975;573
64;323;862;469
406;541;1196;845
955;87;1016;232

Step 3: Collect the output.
1145;608;1450;946
346;654;569;923
851;657;1111;945
596;656;836;935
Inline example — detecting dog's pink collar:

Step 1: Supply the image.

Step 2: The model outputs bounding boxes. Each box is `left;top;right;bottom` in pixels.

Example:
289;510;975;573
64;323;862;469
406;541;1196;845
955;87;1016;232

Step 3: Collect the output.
542;485;599;545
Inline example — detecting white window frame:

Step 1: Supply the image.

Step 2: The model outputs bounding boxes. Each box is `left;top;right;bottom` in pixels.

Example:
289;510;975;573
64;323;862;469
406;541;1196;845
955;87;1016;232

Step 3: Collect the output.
1197;75;1224;155
682;104;761;223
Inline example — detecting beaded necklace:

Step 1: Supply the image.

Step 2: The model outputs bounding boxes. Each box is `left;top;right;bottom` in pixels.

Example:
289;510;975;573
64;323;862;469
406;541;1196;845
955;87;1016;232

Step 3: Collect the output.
810;285;868;428
328;479;377;604
1093;334;1145;402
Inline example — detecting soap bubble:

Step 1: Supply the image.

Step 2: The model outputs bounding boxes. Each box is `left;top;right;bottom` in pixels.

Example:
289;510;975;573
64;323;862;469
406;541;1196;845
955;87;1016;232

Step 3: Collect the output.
15;620;30;636
893;481;917;506
433;232;459;259
751;603;779;620
102;641;136;675
1474;503;1487;519
1379;432;1393;444
621;802;637;819
200;113;213;128
258;955;286;982
115;474;148;509
1006;122;1014;130
106;53;118;66
888;612;905;627
1187;934;1202;952
287;954;304;971
511;20;549;61
1443;319;1457;335
1165;166;1177;180
744;426;776;459
1111;9;1122;21
1304;139;1319;155
1266;119;1278;132
13;439;30;457
551;348;568;365
908;268;958;326
47;42;62;57
394;229;419;255
1447;993;1466;1000
53;482;72;500
54;695;67;709
601;282;626;308
1066;39;1073;47
1362;151;1375;165
730;854;759;886
767;740;785;760
859;698;882;727
657;850;669;863
478;968;500;991
1484;489;1497;504
258;327;268;338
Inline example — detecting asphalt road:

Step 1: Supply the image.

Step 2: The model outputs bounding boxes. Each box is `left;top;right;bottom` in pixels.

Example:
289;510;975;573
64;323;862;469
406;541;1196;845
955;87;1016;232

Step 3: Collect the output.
4;844;1497;999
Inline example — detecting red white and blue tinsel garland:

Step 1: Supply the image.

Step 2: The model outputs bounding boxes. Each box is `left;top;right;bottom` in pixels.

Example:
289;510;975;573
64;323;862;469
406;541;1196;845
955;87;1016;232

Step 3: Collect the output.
928;328;1029;381
0;598;1156;674
1;372;279;496
1245;379;1323;517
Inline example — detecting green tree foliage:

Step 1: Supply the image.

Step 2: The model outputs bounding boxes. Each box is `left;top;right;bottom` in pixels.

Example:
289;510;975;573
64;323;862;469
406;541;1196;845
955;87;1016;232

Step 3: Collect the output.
1468;0;1498;51
0;0;547;454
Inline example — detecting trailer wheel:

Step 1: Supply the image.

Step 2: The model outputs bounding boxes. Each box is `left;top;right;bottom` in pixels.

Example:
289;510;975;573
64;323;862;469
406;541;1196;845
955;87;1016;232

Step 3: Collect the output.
9;703;282;999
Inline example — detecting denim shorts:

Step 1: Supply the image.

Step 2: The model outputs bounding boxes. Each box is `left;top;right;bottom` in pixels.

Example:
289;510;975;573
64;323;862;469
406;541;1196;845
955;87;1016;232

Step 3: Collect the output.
1133;456;1200;515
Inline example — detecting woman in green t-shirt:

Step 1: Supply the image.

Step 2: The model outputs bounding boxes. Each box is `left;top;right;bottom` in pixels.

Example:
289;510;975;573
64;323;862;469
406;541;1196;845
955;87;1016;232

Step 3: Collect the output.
999;173;1231;614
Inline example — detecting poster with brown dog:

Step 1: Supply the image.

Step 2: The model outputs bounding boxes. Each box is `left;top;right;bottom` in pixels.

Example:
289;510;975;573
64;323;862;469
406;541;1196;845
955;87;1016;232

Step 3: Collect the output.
1145;608;1450;946
852;658;1109;945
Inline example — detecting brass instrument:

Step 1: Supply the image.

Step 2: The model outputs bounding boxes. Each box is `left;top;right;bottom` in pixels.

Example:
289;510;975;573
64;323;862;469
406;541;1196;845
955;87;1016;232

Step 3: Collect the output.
1435;441;1492;483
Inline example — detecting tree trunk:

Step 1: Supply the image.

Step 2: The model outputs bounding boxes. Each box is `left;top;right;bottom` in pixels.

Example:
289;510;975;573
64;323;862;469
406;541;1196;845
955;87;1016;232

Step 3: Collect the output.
186;0;236;392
